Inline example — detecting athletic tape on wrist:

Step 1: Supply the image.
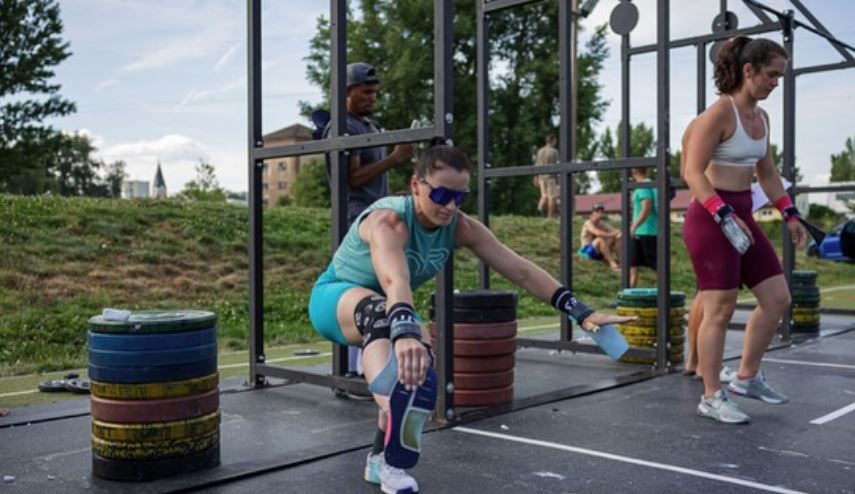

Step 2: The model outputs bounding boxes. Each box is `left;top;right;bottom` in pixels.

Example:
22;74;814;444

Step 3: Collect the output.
388;303;421;342
773;195;800;223
551;287;594;324
702;195;725;216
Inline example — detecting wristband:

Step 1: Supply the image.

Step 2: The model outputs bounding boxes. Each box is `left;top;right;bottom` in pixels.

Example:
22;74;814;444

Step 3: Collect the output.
702;195;725;216
551;287;594;325
773;195;800;223
388;303;421;342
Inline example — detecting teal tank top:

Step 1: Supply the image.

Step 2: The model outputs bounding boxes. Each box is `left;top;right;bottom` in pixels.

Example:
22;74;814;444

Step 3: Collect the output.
330;196;458;293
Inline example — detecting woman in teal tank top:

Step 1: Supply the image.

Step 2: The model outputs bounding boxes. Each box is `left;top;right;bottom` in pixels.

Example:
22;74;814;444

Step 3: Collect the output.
307;145;634;492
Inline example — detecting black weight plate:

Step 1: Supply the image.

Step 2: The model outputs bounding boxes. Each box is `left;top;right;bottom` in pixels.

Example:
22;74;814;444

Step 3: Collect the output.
712;11;738;33
431;290;518;310
92;444;220;481
709;40;725;64
38;379;68;393
64;378;90;394
429;307;516;324
610;1;639;36
89;310;217;334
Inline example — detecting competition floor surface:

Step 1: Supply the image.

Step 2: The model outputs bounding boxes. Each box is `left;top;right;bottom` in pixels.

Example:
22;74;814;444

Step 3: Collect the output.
2;310;854;494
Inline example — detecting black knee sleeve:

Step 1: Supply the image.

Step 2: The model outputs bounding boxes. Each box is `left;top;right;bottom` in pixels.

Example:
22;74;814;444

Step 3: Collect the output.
354;295;390;348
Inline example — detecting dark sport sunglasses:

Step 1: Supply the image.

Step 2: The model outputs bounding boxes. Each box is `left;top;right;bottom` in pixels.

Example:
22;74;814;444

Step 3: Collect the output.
417;176;469;207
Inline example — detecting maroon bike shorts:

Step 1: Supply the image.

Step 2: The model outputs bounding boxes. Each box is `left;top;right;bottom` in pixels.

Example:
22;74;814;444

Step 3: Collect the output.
682;189;782;291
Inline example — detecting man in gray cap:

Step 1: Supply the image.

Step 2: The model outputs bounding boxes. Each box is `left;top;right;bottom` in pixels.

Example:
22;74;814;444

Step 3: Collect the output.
323;63;415;398
323;62;414;225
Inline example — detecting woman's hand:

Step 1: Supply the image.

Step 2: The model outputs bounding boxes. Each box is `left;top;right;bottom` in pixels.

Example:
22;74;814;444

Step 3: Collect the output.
580;312;637;332
787;219;807;248
733;215;755;246
394;337;429;390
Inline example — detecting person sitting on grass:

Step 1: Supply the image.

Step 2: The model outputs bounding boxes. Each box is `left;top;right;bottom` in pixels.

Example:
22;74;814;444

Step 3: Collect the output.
579;203;621;272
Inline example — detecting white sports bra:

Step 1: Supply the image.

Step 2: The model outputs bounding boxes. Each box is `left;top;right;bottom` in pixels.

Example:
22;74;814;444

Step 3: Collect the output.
710;96;767;168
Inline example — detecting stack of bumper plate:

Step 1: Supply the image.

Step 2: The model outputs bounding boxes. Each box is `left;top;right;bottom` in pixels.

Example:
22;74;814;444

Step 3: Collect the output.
614;289;687;365
429;290;517;406
87;310;221;481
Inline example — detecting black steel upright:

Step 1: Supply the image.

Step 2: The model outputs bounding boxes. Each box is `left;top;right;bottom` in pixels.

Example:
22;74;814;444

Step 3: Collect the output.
433;0;456;423
654;0;672;368
781;9;796;341
477;3;490;290
558;0;576;343
328;0;349;377
247;0;264;387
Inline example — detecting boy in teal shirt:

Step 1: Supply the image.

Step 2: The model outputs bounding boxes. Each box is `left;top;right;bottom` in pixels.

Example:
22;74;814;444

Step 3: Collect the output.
629;167;658;287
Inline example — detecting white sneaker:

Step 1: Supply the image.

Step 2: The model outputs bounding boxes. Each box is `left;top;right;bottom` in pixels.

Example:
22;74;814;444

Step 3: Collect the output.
728;370;789;404
719;365;737;383
697;389;750;424
366;453;419;494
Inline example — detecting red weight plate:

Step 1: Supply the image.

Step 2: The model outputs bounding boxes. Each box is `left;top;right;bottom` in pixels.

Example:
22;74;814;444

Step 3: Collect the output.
428;320;517;340
453;354;515;373
454;385;514;406
90;388;219;423
453;337;516;357
453;370;514;390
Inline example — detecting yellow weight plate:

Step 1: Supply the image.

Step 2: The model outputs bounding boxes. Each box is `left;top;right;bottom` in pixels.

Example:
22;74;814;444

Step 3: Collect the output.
92;411;221;443
619;323;685;334
618;327;684;337
791;307;819;315
91;429;219;461
617;307;686;318
91;373;219;400
792;314;821;324
625;336;686;347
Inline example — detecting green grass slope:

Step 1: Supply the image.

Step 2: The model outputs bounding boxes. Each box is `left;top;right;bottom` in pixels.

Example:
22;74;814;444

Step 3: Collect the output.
1;194;852;376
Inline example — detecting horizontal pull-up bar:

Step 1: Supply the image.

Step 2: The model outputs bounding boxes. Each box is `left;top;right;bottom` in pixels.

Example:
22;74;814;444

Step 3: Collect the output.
482;157;658;178
253;127;437;161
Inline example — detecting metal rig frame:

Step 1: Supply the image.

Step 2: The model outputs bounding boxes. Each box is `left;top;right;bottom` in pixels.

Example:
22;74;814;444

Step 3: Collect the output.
247;0;855;424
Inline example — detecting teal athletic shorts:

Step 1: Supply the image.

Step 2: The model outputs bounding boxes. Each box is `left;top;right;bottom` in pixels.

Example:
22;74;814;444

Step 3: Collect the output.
308;264;360;346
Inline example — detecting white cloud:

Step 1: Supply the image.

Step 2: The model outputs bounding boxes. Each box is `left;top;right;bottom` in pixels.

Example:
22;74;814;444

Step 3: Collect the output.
214;42;240;72
174;77;245;112
95;79;119;93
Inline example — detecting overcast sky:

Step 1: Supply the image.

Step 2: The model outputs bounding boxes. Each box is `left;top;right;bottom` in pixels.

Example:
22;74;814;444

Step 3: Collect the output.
46;0;855;197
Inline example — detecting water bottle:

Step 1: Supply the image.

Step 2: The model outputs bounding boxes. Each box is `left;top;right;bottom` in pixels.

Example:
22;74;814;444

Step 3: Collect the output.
720;215;751;255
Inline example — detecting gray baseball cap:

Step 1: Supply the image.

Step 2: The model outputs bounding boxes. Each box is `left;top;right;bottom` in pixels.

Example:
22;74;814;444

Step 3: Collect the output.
346;62;379;88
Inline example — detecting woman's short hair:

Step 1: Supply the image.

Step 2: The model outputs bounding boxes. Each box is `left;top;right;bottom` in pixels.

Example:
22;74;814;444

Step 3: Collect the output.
414;143;471;177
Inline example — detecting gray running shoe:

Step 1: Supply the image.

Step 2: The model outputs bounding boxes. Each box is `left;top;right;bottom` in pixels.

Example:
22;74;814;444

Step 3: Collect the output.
728;370;789;404
696;389;750;424
719;365;737;383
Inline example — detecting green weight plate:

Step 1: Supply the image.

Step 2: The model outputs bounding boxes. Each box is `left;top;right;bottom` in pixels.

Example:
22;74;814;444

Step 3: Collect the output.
791;307;819;315
89;310;217;334
791;270;817;279
792;301;820;309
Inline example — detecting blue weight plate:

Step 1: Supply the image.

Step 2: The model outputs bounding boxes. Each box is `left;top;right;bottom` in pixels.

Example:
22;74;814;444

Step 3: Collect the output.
88;328;216;352
88;357;218;384
89;343;217;368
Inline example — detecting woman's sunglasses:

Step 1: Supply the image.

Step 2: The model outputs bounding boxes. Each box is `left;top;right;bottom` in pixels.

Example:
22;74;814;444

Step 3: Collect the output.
418;176;469;207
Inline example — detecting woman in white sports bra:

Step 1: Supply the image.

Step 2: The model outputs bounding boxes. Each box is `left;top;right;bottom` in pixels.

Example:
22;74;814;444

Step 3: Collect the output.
681;36;807;424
